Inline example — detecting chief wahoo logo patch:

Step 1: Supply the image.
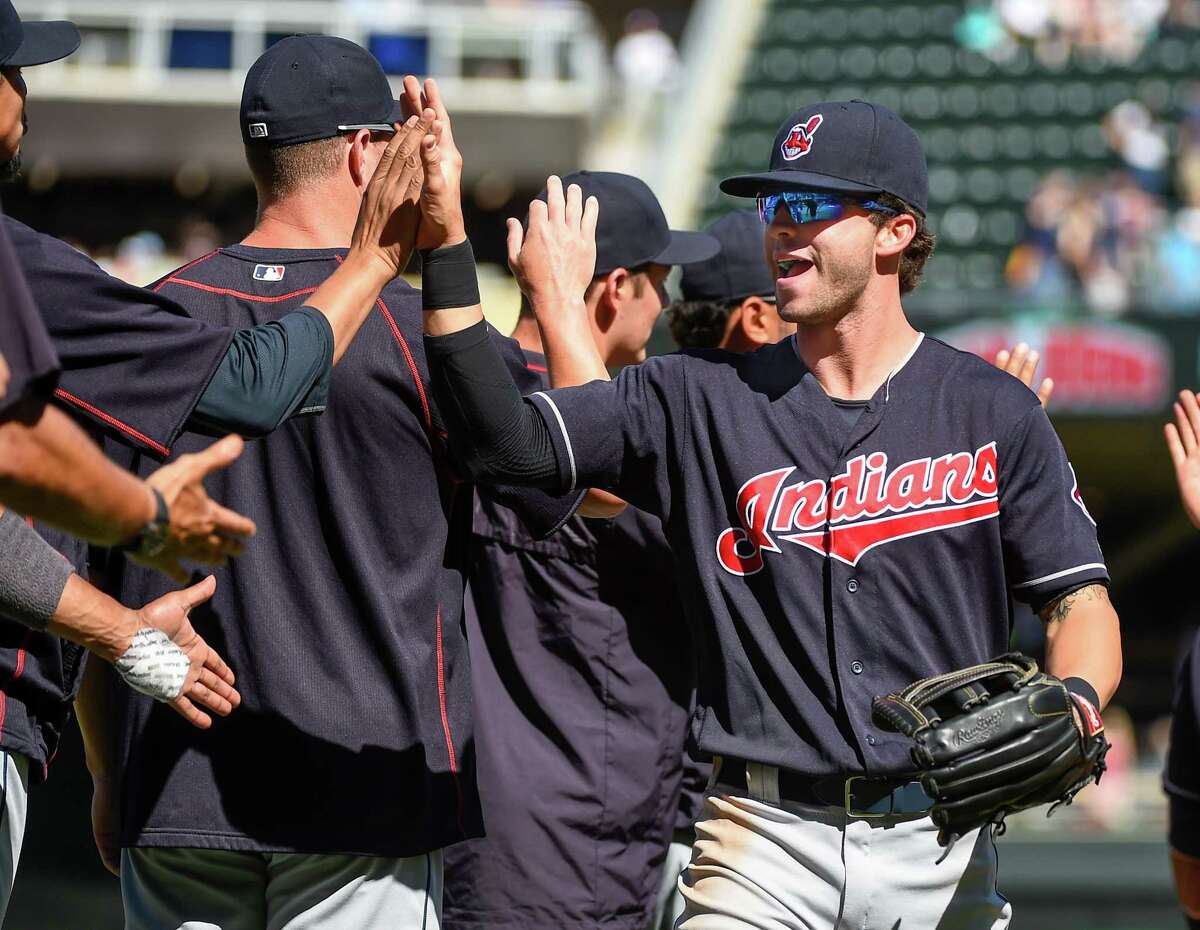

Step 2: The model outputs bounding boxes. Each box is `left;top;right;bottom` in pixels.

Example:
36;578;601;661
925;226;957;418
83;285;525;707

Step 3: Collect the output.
781;114;823;161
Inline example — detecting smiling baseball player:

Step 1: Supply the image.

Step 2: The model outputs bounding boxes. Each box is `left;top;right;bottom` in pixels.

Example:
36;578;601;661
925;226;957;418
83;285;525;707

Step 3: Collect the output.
418;99;1122;928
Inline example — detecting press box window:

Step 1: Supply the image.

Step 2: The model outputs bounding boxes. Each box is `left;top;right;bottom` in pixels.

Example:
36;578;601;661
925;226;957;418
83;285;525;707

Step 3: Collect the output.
366;33;429;76
169;28;233;70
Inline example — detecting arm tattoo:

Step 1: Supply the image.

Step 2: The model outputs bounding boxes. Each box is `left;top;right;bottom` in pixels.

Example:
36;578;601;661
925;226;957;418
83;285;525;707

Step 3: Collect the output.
1039;583;1110;626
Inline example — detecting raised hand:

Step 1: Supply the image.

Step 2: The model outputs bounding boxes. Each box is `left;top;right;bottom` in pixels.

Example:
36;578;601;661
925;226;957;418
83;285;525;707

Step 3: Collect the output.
403;76;466;251
1166;389;1200;529
994;343;1054;408
507;176;599;314
130;574;240;729
0;351;9;402
349;112;430;278
138;435;257;584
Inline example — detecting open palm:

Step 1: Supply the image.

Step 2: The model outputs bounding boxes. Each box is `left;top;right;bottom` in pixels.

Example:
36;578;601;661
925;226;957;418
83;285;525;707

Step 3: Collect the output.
1166;390;1200;528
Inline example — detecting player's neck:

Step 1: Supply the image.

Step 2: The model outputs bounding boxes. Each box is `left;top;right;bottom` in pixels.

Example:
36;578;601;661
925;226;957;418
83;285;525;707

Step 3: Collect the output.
243;194;358;250
510;315;545;355
794;300;920;401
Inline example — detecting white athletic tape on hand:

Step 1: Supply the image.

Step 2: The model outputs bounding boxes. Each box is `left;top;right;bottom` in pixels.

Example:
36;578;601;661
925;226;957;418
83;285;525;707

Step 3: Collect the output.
114;628;189;703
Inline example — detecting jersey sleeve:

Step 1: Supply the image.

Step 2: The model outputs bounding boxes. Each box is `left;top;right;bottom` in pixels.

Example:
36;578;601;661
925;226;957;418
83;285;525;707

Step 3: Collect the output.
525;353;686;520
476;327;585;539
998;403;1109;610
7;217;234;459
0;216;59;420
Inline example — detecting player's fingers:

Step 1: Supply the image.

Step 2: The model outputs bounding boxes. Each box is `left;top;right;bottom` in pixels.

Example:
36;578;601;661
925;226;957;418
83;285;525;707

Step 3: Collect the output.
420;133;442;188
170;694;212;730
205;499;257;540
993;348;1010;371
187;678;233;718
371;117;412;183
177;574;217;611
1166;423;1186;468
1182;390;1200;444
545;175;564;224
1036;377;1054;409
401;74;423;120
389;113;429;188
1006;342;1028;377
202;644;236;690
1176;402;1197;453
1017;349;1039;389
506;218;524;272
424;77;451;128
187;434;246;480
565;183;583;229
582;195;599;241
196;667;239;710
526;197;548;235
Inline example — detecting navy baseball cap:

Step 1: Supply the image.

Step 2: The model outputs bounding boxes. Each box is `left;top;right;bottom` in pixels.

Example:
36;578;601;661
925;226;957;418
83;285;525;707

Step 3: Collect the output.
720;101;928;215
680;210;773;303
240;35;402;146
0;1;79;67
540;171;719;277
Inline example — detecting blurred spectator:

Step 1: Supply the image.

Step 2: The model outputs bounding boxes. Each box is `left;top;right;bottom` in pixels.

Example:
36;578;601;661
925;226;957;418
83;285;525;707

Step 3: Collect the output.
964;0;1170;64
1105;101;1170;194
613;9;680;103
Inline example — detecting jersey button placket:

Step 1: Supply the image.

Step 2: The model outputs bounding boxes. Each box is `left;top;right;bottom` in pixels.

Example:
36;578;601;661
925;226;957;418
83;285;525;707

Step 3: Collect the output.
850;660;864;675
847;578;859;593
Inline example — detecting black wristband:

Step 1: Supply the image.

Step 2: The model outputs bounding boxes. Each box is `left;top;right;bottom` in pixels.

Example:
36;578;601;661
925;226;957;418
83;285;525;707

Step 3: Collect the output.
116;487;170;557
420;239;481;311
1063;676;1101;712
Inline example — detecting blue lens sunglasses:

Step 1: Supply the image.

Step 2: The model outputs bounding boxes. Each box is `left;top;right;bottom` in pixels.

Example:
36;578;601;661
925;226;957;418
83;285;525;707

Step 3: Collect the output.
757;191;899;225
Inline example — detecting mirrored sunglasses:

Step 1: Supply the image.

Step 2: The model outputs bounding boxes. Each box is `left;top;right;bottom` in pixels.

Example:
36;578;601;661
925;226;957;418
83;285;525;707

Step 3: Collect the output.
757;191;898;226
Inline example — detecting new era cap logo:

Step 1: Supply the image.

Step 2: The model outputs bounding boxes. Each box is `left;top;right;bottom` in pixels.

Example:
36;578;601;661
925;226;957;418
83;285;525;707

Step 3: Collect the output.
781;114;823;161
253;264;285;282
248;123;269;139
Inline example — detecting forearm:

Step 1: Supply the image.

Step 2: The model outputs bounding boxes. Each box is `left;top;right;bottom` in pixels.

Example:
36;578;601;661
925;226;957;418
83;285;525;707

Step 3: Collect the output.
534;299;609;389
307;250;396;363
0;402;154;546
47;574;139;664
76;654;119;782
425;320;561;487
1041;585;1123;707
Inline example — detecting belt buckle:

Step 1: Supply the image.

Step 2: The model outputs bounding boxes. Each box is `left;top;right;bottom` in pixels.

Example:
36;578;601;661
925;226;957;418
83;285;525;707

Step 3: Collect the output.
844;775;893;818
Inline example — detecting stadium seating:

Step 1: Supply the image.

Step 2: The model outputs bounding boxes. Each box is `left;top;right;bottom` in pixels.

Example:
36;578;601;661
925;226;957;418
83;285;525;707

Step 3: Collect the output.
701;0;1200;309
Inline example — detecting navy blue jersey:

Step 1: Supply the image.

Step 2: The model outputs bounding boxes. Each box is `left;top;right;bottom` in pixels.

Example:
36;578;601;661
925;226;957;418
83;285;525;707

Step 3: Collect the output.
0;213;58;419
524;334;1109;776
110;246;580;858
1166;629;1200;856
0;216;229;782
5;216;233;458
442;350;693;930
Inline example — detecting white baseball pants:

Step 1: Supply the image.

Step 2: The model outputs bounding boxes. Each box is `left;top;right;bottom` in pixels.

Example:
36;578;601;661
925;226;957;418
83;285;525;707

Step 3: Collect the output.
676;785;1012;929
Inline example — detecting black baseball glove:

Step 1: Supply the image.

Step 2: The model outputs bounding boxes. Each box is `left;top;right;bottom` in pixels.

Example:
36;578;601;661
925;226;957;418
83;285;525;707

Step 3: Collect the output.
872;652;1109;846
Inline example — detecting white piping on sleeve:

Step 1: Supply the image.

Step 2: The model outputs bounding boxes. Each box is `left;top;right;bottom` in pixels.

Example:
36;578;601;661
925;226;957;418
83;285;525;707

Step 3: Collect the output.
532;391;577;492
1011;562;1107;589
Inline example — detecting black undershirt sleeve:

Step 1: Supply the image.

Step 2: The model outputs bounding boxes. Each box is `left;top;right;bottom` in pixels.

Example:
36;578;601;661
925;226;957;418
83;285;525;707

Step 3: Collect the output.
423;319;560;487
188;306;333;437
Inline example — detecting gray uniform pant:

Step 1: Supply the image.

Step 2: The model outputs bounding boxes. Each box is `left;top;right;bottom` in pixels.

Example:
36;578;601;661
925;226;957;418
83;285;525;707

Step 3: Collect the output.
0;752;29;928
677;781;1012;929
122;847;443;930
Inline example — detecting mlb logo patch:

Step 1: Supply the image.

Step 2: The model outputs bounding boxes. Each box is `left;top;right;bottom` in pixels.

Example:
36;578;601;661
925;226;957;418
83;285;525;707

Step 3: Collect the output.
253;264;286;282
248;123;269;139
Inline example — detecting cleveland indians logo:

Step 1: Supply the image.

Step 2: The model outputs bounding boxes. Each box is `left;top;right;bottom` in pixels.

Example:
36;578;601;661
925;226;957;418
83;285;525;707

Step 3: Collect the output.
716;443;1000;576
780;114;823;161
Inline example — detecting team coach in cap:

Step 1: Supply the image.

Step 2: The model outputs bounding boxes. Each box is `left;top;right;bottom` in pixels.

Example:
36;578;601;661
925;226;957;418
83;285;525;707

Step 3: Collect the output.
419;99;1120;928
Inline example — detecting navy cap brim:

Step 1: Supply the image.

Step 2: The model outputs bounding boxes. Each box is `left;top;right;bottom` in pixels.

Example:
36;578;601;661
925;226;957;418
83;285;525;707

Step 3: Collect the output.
719;169;882;199
651;230;721;267
6;21;80;67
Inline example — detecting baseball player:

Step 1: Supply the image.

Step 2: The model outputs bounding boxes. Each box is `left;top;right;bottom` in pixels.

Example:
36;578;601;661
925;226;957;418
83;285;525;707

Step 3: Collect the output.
81;42;585;930
442;170;716;930
419;99;1123;928
0;6;438;920
1163;389;1200;928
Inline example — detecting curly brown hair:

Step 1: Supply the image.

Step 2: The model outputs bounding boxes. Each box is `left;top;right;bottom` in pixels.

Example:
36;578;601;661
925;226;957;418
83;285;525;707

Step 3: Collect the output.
867;193;935;294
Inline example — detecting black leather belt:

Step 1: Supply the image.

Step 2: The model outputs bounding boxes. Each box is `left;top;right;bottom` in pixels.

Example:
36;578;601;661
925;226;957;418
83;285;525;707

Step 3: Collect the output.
714;756;932;817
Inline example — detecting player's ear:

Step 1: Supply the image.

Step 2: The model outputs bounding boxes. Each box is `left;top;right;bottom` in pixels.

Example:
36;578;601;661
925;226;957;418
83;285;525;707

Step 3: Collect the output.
591;268;624;335
737;296;775;348
347;129;374;188
875;212;916;259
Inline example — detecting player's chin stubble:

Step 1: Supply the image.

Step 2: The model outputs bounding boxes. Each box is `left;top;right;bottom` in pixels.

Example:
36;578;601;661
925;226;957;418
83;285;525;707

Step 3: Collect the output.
777;250;873;328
